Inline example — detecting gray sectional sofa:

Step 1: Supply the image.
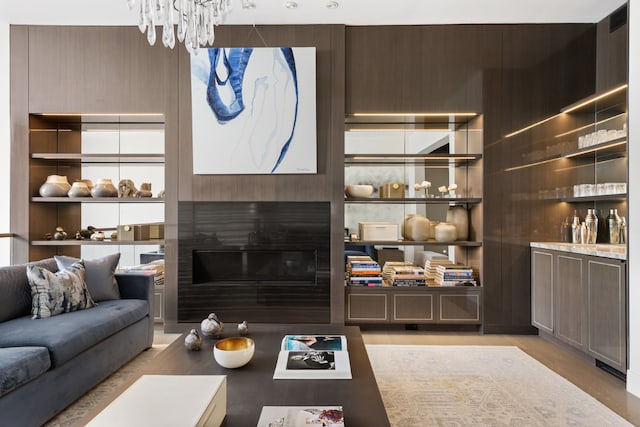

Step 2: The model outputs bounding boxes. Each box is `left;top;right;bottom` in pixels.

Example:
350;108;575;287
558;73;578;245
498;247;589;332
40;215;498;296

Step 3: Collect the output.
0;258;154;426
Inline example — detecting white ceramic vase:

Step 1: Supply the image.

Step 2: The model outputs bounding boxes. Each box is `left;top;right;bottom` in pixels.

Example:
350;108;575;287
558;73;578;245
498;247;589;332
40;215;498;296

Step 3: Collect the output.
91;178;118;197
446;205;469;241
402;214;431;241
39;175;71;197
68;181;91;198
435;222;457;242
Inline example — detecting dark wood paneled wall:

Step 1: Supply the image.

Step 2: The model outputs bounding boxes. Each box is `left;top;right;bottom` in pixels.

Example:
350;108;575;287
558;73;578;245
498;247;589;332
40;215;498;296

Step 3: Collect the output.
596;6;628;92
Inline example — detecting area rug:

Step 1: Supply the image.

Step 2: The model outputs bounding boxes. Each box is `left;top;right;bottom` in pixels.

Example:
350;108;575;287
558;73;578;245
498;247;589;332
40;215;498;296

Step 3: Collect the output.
366;345;632;427
44;344;169;427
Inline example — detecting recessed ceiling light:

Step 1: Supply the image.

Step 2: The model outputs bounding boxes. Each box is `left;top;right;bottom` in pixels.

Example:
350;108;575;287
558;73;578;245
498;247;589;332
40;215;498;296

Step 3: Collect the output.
284;1;298;9
326;1;339;9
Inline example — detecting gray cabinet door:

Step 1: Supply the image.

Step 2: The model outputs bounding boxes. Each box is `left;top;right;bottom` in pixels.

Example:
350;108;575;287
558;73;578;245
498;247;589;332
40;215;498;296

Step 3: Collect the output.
346;292;388;323
531;250;554;333
555;254;586;350
587;258;627;371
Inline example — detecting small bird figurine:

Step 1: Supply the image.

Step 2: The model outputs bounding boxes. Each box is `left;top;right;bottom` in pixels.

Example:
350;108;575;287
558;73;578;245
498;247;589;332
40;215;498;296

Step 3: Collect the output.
238;320;249;336
184;329;203;351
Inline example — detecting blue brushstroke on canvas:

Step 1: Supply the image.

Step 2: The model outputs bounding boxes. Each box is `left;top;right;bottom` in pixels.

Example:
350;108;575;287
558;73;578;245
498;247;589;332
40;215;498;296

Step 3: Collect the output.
205;47;299;173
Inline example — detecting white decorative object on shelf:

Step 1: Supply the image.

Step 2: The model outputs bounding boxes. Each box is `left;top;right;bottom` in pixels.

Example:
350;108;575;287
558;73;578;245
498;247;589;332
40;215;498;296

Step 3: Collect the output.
39;175;71;197
345;184;374;198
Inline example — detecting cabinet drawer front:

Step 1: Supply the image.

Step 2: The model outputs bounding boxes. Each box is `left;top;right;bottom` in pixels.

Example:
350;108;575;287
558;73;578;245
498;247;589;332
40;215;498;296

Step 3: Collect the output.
439;294;480;323
347;293;388;321
393;294;433;322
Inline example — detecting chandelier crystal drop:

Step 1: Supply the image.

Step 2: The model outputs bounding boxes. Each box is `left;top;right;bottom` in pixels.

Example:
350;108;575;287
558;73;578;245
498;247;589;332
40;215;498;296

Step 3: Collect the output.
127;0;232;52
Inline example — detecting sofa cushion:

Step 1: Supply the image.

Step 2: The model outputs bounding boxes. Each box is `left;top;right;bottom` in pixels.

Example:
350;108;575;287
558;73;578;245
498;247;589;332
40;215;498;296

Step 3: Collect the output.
0;259;57;323
27;261;96;319
0;347;51;398
55;253;121;301
0;299;148;367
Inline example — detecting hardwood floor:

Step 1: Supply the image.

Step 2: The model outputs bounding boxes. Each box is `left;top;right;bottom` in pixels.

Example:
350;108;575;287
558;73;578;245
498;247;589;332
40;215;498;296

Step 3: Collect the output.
361;329;640;425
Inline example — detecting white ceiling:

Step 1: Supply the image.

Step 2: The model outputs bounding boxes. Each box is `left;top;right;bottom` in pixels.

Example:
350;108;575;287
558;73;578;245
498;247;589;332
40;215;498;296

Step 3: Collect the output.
0;0;628;26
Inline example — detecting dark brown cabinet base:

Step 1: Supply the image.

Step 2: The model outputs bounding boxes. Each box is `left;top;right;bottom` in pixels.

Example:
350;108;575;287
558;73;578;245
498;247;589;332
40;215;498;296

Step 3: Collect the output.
345;286;482;325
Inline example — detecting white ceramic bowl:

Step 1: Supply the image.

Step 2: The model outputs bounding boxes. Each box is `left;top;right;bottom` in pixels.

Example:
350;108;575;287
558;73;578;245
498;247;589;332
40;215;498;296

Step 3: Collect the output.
345;184;374;198
213;337;255;368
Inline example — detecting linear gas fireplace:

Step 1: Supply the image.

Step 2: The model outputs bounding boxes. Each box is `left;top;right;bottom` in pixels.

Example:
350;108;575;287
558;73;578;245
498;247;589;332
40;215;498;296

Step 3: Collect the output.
178;202;331;323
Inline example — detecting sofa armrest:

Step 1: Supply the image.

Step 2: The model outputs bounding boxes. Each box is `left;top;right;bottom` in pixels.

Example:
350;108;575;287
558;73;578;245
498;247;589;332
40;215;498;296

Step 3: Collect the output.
115;273;154;302
115;273;155;348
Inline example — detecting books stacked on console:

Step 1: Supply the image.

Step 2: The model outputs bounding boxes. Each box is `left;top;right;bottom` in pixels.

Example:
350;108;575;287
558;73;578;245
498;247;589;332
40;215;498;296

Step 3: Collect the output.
346;256;382;286
434;264;478;287
382;261;426;286
117;259;165;287
423;258;455;285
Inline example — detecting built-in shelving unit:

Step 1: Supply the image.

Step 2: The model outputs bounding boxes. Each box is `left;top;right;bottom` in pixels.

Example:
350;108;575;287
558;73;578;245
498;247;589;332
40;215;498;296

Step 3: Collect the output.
343;113;484;326
28;114;165;263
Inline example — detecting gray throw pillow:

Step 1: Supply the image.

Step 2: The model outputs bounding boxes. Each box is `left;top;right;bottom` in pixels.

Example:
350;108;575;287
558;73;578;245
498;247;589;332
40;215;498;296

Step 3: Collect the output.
27;261;96;319
55;253;121;301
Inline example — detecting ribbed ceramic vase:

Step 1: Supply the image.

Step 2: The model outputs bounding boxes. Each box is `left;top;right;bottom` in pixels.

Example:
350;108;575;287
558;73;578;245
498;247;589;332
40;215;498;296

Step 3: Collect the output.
39;175;71;197
445;205;469;241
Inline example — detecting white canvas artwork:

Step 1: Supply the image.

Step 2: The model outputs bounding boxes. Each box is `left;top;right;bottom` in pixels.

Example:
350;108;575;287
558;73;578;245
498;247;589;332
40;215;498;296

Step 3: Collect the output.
190;47;317;174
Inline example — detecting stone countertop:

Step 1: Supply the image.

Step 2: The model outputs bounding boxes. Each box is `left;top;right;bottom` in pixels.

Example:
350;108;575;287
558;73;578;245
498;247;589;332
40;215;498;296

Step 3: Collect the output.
530;242;626;260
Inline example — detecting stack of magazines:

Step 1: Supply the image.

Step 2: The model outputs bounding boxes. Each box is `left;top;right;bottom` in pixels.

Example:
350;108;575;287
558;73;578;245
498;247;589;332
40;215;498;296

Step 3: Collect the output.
434;264;477;286
346;256;382;286
382;261;426;286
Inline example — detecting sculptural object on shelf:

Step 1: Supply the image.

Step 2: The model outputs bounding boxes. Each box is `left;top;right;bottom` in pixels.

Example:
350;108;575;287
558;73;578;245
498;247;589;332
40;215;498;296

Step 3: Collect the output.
118;179;138;198
39;175;71;197
91;178;118;197
53;227;67;240
237;320;249;336
134;182;153;198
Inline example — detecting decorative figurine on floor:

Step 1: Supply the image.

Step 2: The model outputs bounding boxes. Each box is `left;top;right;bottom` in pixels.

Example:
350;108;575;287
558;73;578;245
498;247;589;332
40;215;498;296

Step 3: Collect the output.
238;321;249;336
184;329;203;351
201;313;224;338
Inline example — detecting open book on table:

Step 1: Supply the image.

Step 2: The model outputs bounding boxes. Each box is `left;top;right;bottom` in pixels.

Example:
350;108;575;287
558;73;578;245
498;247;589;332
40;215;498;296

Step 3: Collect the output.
257;406;345;427
273;335;352;379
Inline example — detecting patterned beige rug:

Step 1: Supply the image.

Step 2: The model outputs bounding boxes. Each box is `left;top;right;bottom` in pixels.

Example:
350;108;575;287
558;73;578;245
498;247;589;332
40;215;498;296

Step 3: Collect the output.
366;345;632;427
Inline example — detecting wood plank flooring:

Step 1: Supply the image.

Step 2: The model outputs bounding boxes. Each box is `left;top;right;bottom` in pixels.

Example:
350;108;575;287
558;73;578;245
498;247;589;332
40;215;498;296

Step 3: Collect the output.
361;329;640;425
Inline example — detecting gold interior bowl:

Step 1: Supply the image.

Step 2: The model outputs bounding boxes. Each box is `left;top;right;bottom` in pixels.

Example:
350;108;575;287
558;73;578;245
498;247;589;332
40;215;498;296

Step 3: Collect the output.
213;337;255;368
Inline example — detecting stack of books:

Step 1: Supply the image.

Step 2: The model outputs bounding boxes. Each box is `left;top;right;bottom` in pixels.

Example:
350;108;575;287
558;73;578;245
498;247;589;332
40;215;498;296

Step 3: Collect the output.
346;256;382;286
434;264;477;286
382;261;426;286
423;258;455;285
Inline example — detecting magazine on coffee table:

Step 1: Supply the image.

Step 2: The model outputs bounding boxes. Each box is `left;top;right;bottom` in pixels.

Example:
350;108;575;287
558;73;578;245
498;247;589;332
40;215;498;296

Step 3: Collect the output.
274;335;352;379
256;406;345;427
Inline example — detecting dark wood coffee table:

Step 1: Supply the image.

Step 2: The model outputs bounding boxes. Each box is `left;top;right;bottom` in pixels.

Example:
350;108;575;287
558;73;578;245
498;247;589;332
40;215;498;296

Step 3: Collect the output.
82;324;390;427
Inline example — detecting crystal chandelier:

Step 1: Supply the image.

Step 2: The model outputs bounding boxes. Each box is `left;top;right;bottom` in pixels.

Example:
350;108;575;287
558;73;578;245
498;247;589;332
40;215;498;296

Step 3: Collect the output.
127;0;233;52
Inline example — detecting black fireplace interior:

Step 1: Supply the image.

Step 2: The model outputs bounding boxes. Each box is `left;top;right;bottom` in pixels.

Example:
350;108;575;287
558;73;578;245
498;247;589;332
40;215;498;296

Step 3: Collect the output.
178;202;331;323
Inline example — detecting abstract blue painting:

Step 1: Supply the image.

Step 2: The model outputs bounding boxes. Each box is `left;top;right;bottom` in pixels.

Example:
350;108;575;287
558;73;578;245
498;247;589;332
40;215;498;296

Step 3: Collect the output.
190;47;317;174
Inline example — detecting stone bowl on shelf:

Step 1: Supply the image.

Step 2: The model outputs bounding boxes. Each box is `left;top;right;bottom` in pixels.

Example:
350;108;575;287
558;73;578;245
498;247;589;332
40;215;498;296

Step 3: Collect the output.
213;337;255;369
345;184;374;198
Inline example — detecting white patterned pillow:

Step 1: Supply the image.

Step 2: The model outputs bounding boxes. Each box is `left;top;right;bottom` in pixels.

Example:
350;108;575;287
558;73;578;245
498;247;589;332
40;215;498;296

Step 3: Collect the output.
27;261;96;319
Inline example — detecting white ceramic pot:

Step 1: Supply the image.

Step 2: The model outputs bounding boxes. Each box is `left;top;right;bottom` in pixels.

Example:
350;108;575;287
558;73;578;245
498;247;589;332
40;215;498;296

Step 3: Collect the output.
345;184;374;198
446;205;469;241
435;222;457;242
213;337;255;369
403;214;430;241
68;181;91;198
91;178;118;197
39;175;71;197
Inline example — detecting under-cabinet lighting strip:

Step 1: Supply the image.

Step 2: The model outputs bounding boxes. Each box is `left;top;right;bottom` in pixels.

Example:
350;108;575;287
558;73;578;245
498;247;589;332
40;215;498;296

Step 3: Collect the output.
36;113;164;117
561;84;628;113
553;113;627;138
504;113;562;138
346;128;453;132
503;157;559;172
563;140;626;158
350;112;477;117
349;156;477;160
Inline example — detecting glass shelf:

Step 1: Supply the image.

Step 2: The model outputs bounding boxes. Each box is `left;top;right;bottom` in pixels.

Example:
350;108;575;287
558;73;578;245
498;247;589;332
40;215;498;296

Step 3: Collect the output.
560;194;627;203
31;153;165;163
345;153;482;166
31;239;164;246
344;197;482;204
345;240;482;247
